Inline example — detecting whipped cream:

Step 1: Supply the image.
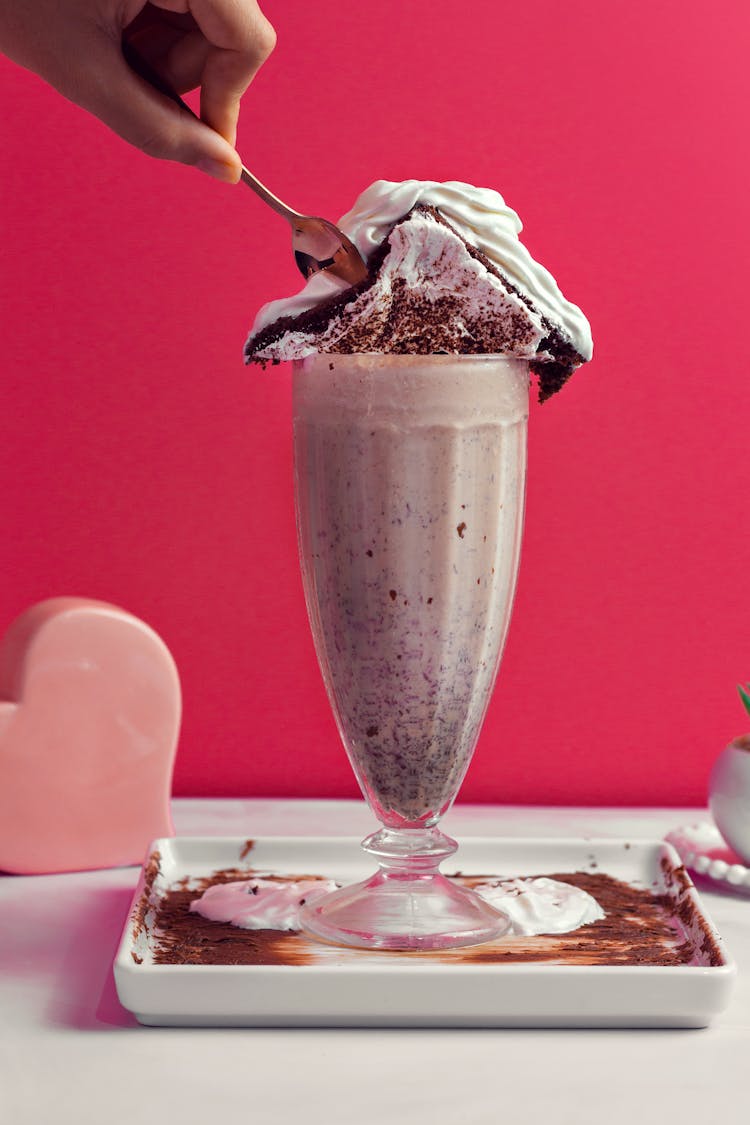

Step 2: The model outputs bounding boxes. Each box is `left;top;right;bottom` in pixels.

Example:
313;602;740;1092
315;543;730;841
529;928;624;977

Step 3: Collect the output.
190;878;339;931
190;874;604;937
472;877;605;936
249;179;592;362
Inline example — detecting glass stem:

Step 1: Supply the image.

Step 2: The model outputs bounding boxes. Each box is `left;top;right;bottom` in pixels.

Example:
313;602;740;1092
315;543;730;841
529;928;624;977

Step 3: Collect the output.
362;826;458;878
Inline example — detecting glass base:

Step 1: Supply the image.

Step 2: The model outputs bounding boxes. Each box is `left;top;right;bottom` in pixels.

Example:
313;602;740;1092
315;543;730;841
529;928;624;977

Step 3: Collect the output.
298;827;510;951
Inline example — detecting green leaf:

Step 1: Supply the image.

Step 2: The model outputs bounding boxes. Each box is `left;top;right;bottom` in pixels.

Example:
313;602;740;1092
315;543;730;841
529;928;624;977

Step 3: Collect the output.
738;684;750;719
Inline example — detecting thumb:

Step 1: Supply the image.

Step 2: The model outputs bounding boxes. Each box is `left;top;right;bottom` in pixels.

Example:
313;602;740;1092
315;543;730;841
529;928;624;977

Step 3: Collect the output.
77;35;242;182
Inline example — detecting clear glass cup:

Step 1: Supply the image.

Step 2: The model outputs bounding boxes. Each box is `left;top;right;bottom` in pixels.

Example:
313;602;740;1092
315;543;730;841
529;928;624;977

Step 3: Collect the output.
293;354;529;949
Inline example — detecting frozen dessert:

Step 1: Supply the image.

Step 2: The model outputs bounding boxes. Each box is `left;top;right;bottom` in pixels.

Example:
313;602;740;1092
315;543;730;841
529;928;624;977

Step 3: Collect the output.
244;180;593;947
248;181;594;832
294;353;528;827
245;179;593;400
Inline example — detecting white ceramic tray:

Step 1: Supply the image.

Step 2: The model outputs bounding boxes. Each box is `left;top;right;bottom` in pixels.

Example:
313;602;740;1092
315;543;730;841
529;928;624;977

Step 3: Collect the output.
113;836;736;1028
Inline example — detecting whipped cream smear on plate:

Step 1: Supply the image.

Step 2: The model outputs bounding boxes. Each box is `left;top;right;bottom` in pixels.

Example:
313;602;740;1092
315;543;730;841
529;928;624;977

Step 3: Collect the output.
191;876;604;936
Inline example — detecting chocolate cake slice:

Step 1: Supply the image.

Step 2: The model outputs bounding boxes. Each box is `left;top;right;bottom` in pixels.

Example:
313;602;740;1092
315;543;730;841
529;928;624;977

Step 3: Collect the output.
245;204;587;401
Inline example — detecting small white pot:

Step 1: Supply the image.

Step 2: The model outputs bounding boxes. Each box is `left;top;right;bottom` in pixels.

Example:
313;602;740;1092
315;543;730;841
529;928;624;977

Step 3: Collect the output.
709;734;750;863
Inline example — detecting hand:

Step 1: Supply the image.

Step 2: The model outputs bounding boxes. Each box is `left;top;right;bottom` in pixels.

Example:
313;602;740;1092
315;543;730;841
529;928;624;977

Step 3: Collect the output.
0;1;277;182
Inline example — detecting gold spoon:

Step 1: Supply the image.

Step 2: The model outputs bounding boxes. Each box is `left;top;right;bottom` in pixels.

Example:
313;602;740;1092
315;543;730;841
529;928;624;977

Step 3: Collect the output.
122;42;369;286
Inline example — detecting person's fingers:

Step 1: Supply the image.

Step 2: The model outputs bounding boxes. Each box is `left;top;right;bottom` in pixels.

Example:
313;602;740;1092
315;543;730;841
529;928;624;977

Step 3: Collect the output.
127;23;212;96
199;49;247;147
151;0;277;143
4;1;275;178
78;32;242;181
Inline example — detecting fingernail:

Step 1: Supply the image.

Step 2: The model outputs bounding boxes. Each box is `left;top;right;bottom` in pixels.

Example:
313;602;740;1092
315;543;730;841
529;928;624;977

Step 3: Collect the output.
196;158;241;184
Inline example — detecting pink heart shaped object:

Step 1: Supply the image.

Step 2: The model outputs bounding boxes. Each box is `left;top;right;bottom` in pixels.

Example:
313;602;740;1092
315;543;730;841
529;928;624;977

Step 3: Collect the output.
0;598;180;874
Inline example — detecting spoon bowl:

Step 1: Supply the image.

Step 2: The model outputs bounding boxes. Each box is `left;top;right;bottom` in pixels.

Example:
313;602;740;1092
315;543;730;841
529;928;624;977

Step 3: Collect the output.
237;168;368;286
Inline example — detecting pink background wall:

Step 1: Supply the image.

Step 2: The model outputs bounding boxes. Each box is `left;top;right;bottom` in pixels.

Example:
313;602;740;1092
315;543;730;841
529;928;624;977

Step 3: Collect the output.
1;1;748;807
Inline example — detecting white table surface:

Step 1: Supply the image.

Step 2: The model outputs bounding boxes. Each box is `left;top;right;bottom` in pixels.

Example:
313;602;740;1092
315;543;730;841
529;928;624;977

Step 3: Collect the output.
1;799;747;1125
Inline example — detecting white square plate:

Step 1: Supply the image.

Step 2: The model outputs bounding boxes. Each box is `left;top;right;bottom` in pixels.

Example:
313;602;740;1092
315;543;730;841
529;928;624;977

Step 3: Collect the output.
113;836;736;1028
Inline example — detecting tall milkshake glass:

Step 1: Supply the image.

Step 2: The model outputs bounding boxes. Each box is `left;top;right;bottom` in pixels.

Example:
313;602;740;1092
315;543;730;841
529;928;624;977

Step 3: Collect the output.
293;353;528;949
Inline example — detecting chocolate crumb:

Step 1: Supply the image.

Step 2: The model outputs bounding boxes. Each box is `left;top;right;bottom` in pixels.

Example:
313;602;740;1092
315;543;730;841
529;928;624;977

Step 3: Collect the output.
132;849;161;942
145;864;723;969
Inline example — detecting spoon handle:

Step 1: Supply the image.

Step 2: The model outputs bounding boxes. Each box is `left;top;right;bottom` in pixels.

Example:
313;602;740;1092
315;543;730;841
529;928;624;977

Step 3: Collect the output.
238;167;301;223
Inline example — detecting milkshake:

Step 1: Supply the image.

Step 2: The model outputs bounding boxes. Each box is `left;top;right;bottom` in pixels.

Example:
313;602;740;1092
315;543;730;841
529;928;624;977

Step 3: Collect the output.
246;179;592;949
294;353;528;828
